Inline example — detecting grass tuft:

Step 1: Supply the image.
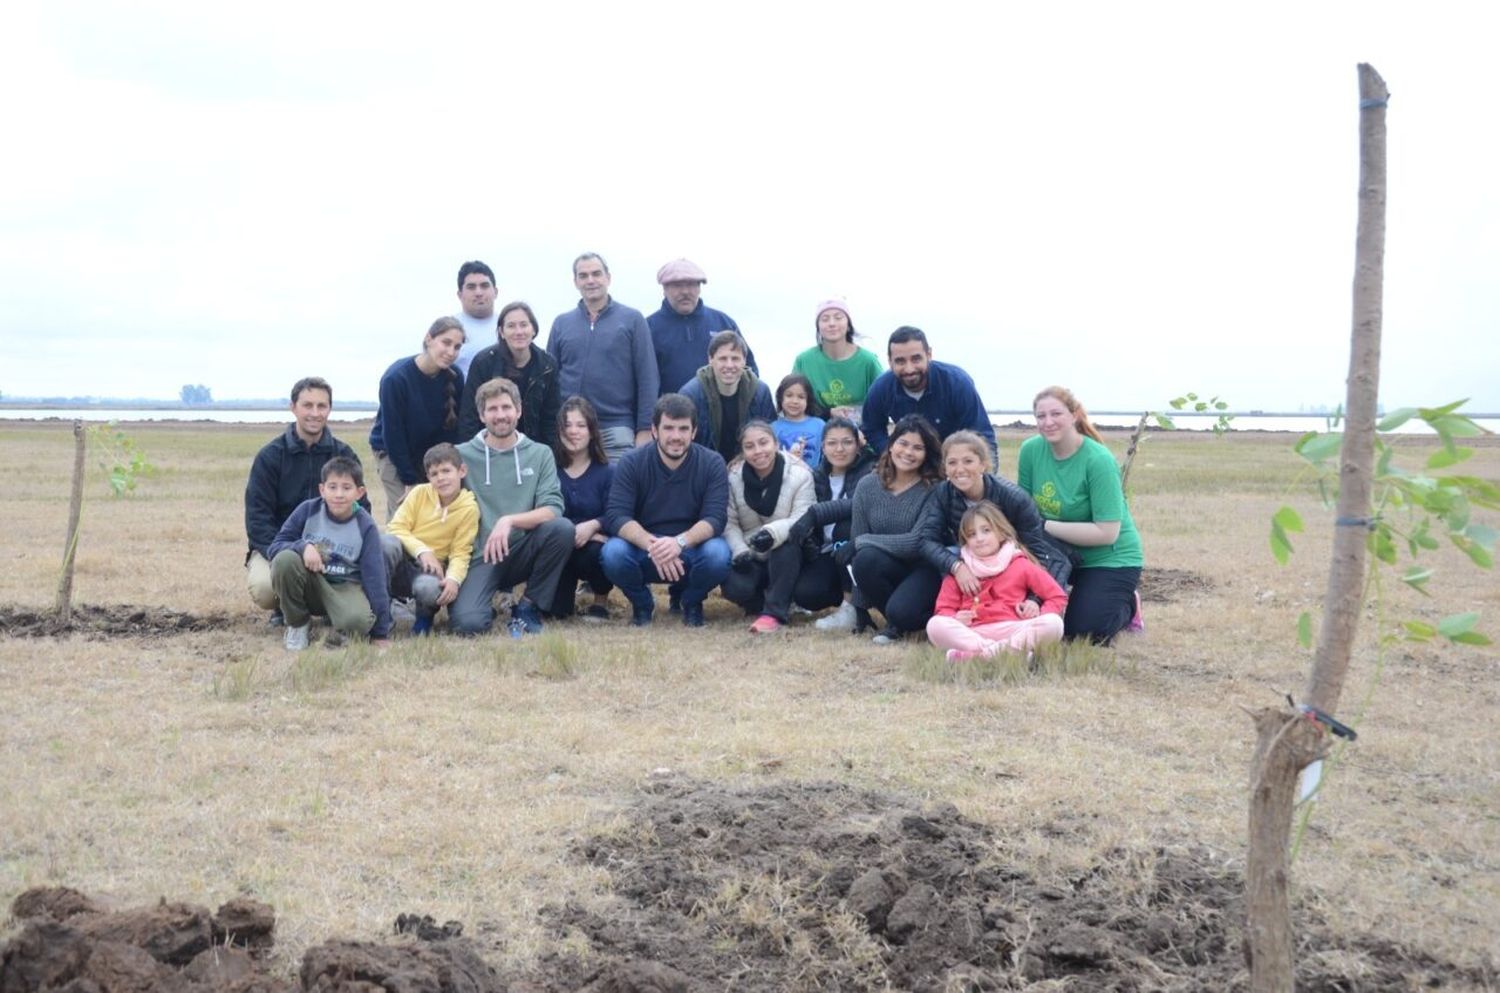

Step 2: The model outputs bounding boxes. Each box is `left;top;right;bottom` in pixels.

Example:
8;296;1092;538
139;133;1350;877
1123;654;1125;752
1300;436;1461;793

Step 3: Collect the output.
288;641;374;693
532;632;581;680
210;656;261;700
905;639;1120;686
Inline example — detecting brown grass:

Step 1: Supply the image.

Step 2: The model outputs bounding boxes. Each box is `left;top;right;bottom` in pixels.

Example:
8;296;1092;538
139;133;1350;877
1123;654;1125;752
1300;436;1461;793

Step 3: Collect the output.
1;419;1496;977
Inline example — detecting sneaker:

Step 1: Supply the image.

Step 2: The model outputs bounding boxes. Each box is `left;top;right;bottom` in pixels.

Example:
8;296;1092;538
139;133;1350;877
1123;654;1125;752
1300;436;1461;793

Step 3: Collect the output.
267;609;285;628
512;599;544;635
1127;591;1145;633
390;598;416;624
283;624;309;652
749;614;783;634
945;648;978;662
814;601;858;632
410;616;433;637
631;604;654;627
584;603;610;621
682;602;706;628
871;626;902;646
323;630;347;648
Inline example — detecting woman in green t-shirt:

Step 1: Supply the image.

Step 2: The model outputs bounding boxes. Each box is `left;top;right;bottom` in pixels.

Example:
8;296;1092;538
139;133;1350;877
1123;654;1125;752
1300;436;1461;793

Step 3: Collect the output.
791;300;885;423
1016;386;1144;644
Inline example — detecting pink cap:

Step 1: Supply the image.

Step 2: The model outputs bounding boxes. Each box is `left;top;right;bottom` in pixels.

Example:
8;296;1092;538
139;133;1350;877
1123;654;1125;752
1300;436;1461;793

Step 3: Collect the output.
656;258;708;284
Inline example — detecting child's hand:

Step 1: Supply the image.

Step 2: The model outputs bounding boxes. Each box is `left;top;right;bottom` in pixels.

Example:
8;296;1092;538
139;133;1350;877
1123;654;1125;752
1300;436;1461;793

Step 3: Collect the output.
435;577;459;607
1015;599;1039;619
955;608;977;626
302;544;325;573
418;551;444;576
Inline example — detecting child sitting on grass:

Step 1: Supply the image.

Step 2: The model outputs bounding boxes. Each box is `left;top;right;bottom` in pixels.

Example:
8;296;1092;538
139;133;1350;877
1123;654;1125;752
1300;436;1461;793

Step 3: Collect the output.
925;501;1067;661
381;443;480;635
771;374;827;470
268;456;392;650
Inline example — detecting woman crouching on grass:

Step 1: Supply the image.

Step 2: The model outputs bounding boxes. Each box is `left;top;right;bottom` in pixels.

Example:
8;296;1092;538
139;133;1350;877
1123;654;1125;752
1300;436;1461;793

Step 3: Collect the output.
1017;386;1144;644
369;317;466;521
849;414;944;644
547;396;615;619
720;420;817;633
926;501;1067;661
783;416;878;631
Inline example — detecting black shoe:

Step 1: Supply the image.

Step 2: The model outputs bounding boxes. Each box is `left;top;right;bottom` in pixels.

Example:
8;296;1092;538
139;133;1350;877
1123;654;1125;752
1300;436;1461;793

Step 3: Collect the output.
267;610;284;628
853;607;874;635
682;602;705;628
668;592;682;614
631;605;654;627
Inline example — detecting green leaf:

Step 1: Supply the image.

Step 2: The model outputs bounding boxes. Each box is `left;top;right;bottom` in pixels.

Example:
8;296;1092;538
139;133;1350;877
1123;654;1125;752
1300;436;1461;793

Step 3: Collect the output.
1169;397;1187;410
1371;527;1398;565
1464;523;1498;549
1270;524;1293;565
1296;612;1313;648
1400;567;1433;595
1296;432;1343;463
1417;398;1471;420
1450;631;1493;646
1427;446;1473;469
1214;400;1229;411
1463;543;1494;568
1273;506;1305;533
1152;413;1174;430
1378;407;1418;431
1402;620;1437;641
1438;612;1479;638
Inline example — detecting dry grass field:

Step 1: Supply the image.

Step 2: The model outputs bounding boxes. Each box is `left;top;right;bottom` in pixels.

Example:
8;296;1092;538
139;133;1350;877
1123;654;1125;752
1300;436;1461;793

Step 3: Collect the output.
1;419;1496;991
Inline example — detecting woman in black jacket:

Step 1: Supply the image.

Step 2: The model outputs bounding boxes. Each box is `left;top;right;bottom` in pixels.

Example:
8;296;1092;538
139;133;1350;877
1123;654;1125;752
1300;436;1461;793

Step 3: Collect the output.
784;416;878;631
457;301;561;445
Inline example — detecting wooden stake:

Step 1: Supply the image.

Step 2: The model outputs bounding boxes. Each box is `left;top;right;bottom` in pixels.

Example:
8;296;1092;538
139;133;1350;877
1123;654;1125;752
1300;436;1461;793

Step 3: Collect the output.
55;419;86;624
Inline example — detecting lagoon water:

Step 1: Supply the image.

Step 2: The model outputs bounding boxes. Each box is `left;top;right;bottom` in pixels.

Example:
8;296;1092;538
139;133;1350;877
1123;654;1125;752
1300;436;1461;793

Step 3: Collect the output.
3;408;1496;435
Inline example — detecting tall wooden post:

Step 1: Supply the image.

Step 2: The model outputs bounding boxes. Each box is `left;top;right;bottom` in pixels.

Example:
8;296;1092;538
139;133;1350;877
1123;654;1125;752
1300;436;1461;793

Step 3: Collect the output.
55;419;87;623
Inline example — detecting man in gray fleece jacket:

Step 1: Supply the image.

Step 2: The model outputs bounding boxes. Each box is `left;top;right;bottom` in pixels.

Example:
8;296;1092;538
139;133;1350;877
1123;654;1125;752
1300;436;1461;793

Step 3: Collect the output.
450;377;574;635
545;252;659;462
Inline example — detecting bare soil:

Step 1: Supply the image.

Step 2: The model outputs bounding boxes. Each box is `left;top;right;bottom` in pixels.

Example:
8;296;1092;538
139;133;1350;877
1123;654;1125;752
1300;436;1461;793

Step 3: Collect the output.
0;605;238;640
10;783;1486;993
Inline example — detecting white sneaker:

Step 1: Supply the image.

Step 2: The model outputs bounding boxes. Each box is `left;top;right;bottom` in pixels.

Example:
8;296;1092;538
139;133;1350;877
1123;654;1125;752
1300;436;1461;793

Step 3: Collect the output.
814;601;858;632
284;624;310;652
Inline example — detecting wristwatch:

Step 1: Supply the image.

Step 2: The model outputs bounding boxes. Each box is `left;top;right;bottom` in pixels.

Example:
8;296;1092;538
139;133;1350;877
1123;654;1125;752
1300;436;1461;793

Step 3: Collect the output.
675;535;688;550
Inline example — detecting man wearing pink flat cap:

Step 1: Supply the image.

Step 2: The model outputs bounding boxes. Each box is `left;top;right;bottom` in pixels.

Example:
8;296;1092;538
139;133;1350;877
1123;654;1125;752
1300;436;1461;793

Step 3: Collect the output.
647;257;758;397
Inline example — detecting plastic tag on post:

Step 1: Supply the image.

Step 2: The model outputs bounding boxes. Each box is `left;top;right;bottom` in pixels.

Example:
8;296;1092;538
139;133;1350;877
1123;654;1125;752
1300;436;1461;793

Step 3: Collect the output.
1297;759;1324;804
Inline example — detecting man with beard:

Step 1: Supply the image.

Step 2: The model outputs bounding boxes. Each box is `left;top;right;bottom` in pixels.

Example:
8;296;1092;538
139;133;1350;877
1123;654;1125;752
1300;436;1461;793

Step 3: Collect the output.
600;393;731;628
647;257;757;397
861;326;997;460
450;377;574;635
453;260;499;377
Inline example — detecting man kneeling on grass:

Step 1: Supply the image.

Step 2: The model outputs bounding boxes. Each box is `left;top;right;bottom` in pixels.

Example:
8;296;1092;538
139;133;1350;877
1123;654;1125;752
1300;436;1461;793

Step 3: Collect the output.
380;443;480;635
268;456;392;650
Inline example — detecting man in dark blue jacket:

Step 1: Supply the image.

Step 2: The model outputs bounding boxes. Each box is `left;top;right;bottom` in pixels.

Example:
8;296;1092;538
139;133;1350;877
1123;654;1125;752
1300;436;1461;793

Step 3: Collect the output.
861;326;997;460
647;257;757;398
244;377;371;623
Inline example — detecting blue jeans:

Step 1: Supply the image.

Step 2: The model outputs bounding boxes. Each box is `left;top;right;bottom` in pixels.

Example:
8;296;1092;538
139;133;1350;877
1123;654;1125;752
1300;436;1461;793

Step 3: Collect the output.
600;536;731;612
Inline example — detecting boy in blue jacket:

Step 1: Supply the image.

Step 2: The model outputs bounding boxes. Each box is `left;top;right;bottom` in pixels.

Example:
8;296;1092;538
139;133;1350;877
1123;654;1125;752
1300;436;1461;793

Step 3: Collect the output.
268;456;392;650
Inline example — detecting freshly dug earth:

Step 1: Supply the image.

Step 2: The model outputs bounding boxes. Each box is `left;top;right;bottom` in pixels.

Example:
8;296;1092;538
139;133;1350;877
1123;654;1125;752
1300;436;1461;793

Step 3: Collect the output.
1137;567;1212;604
5;783;1491;992
508;779;1491;992
0;604;237;640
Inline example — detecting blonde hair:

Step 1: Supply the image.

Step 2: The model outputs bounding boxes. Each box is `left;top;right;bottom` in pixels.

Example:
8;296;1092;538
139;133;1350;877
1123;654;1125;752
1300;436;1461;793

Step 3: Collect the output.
1033;385;1103;444
958;501;1037;564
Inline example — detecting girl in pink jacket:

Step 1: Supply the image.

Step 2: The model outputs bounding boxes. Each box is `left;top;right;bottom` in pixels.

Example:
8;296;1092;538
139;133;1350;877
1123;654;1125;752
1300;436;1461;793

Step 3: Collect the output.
925;501;1068;661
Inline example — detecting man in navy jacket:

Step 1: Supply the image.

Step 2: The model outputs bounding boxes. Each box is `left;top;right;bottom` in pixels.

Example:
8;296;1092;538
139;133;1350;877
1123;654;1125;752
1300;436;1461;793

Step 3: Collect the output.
646;257;757;398
861;326;997;461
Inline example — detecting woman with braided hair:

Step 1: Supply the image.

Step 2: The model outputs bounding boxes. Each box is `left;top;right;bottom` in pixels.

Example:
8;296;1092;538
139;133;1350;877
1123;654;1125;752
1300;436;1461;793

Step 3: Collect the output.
369;316;467;521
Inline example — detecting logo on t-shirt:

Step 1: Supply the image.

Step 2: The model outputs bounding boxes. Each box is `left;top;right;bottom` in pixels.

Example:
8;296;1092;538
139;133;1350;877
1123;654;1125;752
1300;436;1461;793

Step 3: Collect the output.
1036;481;1062;518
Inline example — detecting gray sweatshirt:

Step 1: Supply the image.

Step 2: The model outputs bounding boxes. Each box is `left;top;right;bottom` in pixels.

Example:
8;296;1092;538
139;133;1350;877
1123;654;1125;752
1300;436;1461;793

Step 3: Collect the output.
545;299;660;432
850;474;936;560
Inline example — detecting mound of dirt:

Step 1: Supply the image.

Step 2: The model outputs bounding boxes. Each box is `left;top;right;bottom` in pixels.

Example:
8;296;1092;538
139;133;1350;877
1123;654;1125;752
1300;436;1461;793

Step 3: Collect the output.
0;891;500;993
1139;567;1213;603
0;604;237;640
506;779;1490;993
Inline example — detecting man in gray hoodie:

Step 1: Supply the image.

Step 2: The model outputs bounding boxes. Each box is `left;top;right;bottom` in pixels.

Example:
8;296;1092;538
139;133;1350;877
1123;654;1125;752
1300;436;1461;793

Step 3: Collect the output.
450;377;574;635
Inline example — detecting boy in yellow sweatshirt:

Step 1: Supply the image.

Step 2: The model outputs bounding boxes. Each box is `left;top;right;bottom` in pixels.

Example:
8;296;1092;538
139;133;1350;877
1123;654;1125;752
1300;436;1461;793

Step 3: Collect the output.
381;443;480;634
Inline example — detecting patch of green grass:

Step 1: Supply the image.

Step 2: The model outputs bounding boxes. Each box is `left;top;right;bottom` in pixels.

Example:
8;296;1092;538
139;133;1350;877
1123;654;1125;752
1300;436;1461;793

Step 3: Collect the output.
212;656;261;700
289;641;374;693
904;639;1119;686
532;632;581;680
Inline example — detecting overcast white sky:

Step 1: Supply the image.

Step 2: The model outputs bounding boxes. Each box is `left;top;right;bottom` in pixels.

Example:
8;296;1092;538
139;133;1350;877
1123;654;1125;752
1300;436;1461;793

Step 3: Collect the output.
1;1;1495;411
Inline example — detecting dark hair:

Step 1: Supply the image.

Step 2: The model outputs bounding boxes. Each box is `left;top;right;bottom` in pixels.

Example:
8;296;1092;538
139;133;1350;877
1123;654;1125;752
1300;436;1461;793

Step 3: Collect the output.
457;261;495;291
422;442;463;473
887;325;931;355
653;392;697;429
497;301;541;359
424;316;465;431
553;395;609;467
572;252;610;277
738;418;776;448
814;306;858;344
707;329;747;359
321;455;364;487
290;376;332;405
775;374;828;420
875;414;942;488
821;415;860;451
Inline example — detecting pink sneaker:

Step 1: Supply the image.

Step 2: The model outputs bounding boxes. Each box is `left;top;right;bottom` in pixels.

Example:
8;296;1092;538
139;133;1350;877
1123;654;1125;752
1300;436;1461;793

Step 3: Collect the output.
1128;591;1145;633
749;614;783;634
945;648;979;662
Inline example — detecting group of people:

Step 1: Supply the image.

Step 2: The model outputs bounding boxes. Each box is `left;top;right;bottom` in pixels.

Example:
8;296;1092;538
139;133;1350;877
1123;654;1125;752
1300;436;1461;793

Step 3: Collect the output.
244;255;1144;657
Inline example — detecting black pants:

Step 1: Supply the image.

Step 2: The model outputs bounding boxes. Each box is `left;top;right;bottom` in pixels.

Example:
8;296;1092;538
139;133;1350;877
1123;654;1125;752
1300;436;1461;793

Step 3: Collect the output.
851;547;942;633
723;544;847;621
547;541;613;618
1064;566;1140;645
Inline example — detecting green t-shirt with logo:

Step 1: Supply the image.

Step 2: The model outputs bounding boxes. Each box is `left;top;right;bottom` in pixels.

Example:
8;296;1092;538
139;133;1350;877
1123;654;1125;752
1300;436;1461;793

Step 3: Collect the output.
1017;434;1143;569
792;345;885;410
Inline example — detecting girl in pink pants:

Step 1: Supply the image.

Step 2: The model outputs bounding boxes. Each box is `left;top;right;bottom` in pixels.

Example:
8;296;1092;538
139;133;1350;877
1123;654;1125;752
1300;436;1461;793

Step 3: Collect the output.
925;502;1068;661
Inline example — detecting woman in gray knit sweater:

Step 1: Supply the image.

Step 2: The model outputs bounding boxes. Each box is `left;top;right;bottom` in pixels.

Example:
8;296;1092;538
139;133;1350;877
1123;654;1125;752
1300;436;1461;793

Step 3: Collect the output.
849;415;944;644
